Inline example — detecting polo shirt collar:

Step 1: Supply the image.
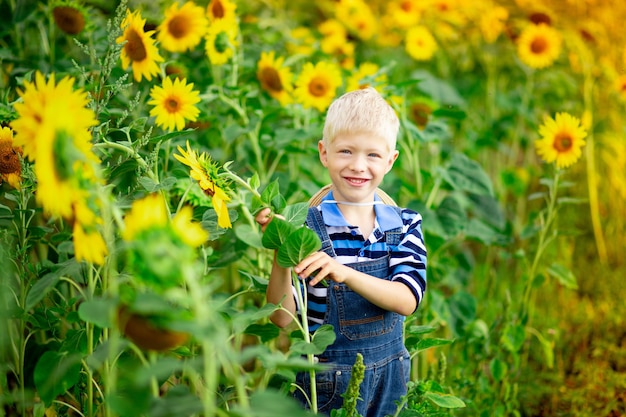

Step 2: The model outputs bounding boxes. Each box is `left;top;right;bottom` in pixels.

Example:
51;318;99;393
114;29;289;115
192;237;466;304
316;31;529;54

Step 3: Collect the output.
319;191;403;232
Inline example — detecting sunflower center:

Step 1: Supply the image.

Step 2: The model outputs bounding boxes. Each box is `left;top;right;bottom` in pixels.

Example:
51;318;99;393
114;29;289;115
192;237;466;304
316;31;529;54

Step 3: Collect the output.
214;32;229;53
530;37;548;54
553;132;573;152
125;29;148;62
168;15;189;39
260;67;283;92
0;142;21;174
308;77;329;97
401;1;412;12
53;6;86;35
210;0;225;18
165;97;181;113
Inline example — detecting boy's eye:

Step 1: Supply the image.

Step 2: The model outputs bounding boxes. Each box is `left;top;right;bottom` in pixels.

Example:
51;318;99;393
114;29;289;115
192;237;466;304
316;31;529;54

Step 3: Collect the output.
339;149;351;154
368;153;381;158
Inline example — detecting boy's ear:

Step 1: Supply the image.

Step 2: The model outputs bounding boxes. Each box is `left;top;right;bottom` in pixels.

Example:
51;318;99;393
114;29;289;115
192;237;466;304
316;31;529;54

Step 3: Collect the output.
318;140;328;167
386;149;399;173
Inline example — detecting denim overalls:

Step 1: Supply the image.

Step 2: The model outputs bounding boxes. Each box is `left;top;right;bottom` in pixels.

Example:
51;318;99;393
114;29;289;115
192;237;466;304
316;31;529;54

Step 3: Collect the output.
294;207;411;417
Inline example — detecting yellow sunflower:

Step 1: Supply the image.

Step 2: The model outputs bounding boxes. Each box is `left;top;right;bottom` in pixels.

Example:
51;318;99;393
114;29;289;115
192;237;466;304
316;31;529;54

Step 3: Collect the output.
388;0;423;29
335;0;378;41
73;222;108;265
480;6;508;44
11;71;89;160
535;112;587;169
148;77;201;132
256;51;294;106
204;18;239;66
174;141;232;229
346;62;387;92
116;9;164;82
122;193;169;241
286;27;316;57
206;0;237;23
157;1;208;53
319;19;348;55
405;25;438;61
294;61;342;112
0;127;22;189
517;23;562;69
172;206;209;247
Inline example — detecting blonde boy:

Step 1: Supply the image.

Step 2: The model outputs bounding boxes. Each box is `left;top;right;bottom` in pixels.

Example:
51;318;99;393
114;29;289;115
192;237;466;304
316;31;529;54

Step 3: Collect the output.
256;87;427;417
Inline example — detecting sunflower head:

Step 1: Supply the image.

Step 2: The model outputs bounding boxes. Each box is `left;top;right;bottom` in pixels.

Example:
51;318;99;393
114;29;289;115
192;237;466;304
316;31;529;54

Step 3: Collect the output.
148;77;201;132
122;193;208;290
517;23;562;69
256;51;293;106
174;141;233;228
51;0;90;35
204;18;239;66
405;25;438;61
346;62;387;92
535;112;587;169
294;61;343;113
116;9;164;82
0;126;22;189
157;1;208;53
206;0;237;22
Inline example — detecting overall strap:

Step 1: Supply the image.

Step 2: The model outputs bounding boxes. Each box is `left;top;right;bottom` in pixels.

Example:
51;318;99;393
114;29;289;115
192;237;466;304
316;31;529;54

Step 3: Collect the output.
384;206;404;250
306;207;336;258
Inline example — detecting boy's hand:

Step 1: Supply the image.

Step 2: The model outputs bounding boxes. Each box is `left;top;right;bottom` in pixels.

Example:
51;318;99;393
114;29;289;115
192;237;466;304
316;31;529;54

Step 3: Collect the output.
255;207;280;232
294;251;351;286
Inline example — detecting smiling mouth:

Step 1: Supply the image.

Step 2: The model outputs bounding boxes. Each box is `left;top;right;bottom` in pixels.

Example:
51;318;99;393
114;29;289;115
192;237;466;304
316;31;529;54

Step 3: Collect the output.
345;177;369;185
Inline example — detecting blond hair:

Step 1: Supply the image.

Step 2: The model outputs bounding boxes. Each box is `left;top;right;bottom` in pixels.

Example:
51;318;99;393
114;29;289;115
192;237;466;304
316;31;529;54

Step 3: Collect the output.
322;87;399;150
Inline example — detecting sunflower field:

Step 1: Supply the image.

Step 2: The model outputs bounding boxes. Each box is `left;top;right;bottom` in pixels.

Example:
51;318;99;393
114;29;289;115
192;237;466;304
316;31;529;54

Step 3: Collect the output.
1;0;626;416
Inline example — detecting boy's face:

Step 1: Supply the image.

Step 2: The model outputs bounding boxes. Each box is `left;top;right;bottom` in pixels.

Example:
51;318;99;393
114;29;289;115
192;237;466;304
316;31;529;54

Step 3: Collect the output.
318;132;399;204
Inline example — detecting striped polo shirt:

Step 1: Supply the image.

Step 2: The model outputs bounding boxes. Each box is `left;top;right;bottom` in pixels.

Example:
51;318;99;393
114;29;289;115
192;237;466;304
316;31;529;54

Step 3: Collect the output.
295;192;427;332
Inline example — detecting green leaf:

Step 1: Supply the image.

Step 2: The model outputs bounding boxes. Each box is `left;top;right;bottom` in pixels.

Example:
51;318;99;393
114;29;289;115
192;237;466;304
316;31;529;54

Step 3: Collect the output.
311;324;336;352
245;323;280;343
260;179;286;213
148;129;196;144
234;224;263;249
435;195;466;238
78;297;117;328
34;351;82;406
276;227;322;268
547;263;578;290
137;176;177;192
441;153;494;196
282;202;309;226
26;261;83;311
424;391;466;408
489;358;508;382
414;338;453;353
261;217;296;250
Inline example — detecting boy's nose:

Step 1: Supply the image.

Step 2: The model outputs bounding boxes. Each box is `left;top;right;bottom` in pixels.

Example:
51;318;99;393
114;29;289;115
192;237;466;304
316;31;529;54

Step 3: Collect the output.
349;156;366;171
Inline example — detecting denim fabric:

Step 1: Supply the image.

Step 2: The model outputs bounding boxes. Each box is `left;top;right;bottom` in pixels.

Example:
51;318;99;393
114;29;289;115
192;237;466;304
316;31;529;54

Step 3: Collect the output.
294;208;411;417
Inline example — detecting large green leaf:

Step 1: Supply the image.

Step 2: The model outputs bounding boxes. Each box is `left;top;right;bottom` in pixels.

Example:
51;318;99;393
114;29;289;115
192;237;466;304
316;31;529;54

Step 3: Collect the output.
34;350;82;406
276;227;322;268
261;217;296;250
25;261;83;311
440;153;494;196
282;202;309;226
78;297;117;328
424;391;466;408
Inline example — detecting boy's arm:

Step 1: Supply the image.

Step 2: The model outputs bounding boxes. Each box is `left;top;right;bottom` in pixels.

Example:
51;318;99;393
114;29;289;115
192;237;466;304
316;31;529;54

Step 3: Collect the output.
295;252;417;316
256;208;297;328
